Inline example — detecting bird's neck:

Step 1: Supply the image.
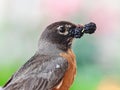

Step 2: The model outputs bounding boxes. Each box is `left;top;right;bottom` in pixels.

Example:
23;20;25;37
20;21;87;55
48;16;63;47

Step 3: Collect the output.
37;40;64;55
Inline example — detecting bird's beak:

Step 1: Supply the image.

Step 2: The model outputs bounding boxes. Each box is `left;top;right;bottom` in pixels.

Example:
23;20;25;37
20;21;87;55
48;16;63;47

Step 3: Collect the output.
68;22;96;38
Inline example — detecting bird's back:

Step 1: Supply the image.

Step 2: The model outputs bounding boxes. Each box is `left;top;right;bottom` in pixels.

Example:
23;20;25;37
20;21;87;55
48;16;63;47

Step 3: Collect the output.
3;53;68;90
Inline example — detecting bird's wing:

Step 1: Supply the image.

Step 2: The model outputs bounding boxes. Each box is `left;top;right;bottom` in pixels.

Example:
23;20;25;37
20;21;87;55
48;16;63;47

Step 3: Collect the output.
3;54;68;90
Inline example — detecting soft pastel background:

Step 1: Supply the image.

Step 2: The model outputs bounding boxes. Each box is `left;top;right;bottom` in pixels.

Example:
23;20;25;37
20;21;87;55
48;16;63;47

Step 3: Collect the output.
0;0;120;90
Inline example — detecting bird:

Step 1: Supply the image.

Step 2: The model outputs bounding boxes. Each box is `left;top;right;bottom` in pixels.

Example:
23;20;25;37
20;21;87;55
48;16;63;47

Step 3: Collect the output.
3;21;96;90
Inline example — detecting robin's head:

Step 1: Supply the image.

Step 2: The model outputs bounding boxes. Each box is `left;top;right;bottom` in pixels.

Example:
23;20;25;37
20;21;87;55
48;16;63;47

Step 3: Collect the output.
39;21;96;51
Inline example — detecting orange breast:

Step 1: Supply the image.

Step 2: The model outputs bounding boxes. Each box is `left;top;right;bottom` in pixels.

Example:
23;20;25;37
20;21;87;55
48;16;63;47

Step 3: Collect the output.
53;49;76;90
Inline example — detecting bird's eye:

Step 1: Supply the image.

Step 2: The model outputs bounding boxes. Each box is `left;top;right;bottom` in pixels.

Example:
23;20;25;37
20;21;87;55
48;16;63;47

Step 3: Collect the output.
57;25;68;35
59;26;65;33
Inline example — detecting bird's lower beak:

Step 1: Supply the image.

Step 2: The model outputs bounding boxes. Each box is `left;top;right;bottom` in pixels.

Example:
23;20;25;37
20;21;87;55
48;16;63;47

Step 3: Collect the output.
68;22;96;38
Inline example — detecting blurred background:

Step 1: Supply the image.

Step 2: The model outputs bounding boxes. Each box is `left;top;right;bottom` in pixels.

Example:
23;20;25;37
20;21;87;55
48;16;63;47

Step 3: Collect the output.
0;0;120;90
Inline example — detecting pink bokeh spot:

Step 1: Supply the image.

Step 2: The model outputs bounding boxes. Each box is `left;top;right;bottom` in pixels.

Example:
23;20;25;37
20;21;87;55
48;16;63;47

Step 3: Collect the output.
43;0;82;17
89;7;119;34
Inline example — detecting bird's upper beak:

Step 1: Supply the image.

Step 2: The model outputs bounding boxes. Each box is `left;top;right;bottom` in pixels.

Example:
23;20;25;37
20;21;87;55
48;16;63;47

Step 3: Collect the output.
68;22;96;38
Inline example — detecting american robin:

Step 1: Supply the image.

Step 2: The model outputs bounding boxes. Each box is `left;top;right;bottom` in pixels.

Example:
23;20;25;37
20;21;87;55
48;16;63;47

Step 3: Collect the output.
3;21;96;90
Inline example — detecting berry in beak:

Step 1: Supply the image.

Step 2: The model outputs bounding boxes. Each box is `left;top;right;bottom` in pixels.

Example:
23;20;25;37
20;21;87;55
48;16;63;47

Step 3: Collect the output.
68;22;96;38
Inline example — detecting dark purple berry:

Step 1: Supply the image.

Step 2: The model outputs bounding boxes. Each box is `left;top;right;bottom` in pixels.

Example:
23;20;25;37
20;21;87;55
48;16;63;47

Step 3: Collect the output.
68;27;84;38
74;27;84;38
84;22;96;34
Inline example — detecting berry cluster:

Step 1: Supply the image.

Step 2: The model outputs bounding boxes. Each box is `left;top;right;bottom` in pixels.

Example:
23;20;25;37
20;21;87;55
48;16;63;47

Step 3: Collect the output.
69;27;83;38
68;22;96;38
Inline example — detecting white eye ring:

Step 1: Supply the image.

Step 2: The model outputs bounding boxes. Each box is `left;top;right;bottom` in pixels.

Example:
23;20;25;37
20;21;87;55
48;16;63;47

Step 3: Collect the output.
59;30;68;35
65;24;72;28
57;25;68;35
57;25;63;30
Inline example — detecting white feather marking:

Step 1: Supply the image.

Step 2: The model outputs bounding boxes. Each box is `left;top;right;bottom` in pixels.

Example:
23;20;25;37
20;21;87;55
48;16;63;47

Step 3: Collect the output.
56;64;60;68
65;24;72;28
57;25;63;30
56;80;63;89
